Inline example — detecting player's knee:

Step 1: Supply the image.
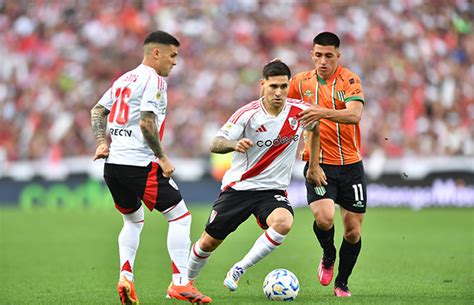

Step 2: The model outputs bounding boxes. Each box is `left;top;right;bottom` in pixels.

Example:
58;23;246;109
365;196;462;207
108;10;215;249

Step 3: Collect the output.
199;235;221;252
343;228;361;243
315;217;334;230
270;217;293;235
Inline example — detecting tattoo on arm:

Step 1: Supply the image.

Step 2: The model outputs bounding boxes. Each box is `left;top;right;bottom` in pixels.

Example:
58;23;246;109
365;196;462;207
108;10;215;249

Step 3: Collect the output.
140;111;165;158
210;136;237;154
91;103;110;145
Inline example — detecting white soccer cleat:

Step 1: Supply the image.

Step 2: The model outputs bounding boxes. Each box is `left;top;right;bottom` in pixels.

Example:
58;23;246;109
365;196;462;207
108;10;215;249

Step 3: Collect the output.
223;265;245;291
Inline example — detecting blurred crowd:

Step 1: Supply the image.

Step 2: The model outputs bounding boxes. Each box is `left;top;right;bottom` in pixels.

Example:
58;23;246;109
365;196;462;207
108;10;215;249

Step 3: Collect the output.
0;0;472;163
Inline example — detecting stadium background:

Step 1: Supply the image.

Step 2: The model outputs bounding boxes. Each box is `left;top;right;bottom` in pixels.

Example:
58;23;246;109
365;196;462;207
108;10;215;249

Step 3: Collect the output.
0;1;473;304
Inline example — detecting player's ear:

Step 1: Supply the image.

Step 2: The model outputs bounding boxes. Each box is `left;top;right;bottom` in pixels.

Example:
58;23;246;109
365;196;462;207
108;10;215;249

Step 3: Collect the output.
259;79;265;96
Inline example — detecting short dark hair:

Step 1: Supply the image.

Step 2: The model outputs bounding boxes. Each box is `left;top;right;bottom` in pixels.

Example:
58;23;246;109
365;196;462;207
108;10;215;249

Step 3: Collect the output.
262;60;291;79
143;30;180;47
313;32;340;48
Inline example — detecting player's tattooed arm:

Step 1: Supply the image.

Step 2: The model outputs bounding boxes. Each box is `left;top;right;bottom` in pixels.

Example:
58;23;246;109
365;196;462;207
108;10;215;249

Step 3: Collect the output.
140;111;165;158
90;103;110;145
211;136;254;154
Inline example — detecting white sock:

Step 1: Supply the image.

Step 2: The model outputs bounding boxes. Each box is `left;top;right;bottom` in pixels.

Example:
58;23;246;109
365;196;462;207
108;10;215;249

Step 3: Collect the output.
236;227;286;271
187;241;212;281
162;200;192;286
118;205;144;282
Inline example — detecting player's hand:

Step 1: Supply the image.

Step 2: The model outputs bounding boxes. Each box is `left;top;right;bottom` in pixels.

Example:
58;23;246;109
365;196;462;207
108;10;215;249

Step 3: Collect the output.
306;165;327;187
93;143;109;160
297;106;327;127
158;155;175;178
235;138;254;153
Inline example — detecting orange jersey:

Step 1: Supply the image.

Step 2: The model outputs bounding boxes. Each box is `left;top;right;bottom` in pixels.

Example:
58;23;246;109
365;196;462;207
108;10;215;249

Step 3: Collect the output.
288;66;364;165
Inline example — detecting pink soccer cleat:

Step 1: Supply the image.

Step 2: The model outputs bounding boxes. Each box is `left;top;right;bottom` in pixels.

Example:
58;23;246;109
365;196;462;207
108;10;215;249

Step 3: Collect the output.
334;283;351;297
317;256;335;286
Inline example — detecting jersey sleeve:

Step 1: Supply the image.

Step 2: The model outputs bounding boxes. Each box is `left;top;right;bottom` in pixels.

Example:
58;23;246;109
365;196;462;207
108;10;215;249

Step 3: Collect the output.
344;73;365;104
98;87;114;110
288;75;302;100
140;74;166;115
215;111;246;141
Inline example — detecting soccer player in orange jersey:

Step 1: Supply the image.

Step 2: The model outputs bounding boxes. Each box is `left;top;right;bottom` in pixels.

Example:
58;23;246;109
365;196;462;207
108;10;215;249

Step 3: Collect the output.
288;32;366;297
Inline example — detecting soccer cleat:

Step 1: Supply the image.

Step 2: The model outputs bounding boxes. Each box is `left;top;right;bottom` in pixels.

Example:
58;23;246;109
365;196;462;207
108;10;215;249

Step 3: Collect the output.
117;275;139;305
334;283;351;297
223;265;245;291
166;281;212;303
317;256;335;286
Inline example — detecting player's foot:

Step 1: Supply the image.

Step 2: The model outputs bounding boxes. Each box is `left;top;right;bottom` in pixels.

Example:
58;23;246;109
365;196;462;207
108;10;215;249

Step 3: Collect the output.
334;283;351;297
166;281;212;303
117;275;139;305
223;265;245;291
317;255;335;286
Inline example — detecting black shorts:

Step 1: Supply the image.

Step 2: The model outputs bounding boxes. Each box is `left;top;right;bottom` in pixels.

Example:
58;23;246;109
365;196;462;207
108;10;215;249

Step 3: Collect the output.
304;161;367;213
205;189;294;240
103;162;182;214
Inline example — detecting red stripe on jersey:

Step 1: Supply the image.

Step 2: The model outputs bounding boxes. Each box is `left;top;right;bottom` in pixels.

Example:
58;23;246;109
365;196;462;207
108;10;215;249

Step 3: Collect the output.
121;260;133;273
157;75;162;90
142;162;158;211
159;117;166;141
171;261;180;274
287;98;311;106
265;231;281;246
239;105;301;181
230;101;260;124
141;74;152;98
222;181;236;191
168;211;191;222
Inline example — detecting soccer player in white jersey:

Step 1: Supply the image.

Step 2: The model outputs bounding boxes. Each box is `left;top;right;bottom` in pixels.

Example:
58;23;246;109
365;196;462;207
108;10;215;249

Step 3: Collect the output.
187;61;326;296
90;30;211;305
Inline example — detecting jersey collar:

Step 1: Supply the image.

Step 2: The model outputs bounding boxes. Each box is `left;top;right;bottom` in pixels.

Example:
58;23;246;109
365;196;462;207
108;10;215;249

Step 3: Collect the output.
315;65;341;85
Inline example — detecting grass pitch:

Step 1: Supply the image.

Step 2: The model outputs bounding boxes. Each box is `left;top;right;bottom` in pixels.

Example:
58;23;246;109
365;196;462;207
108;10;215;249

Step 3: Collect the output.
1;206;473;304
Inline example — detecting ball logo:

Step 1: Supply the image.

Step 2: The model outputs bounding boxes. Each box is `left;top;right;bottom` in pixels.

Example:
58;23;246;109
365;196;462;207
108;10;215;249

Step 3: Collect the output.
256;135;299;147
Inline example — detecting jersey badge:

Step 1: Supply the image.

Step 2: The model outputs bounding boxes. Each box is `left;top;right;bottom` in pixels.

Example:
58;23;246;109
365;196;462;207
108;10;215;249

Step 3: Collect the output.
303;89;314;99
288;117;298;130
208;210;218;224
156;91;161;100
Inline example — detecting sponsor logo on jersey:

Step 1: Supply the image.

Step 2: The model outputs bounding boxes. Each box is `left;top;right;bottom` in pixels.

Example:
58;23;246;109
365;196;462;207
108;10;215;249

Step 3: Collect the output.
256;124;267;132
336;91;345;102
109;128;132;137
256;135;299;147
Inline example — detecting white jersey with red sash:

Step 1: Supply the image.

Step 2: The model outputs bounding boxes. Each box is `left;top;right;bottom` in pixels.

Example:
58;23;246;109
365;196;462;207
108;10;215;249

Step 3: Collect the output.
98;64;167;166
217;98;310;191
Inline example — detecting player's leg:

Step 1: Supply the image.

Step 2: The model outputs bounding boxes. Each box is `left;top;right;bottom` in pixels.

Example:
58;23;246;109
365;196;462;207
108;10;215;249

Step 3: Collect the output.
304;162;338;286
137;163;211;303
188;231;223;281
104;164;143;305
333;208;364;297
188;189;253;291
333;161;367;297
224;191;293;291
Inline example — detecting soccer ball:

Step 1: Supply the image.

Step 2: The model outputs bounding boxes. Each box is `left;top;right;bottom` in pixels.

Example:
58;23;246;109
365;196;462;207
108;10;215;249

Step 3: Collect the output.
262;269;299;301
